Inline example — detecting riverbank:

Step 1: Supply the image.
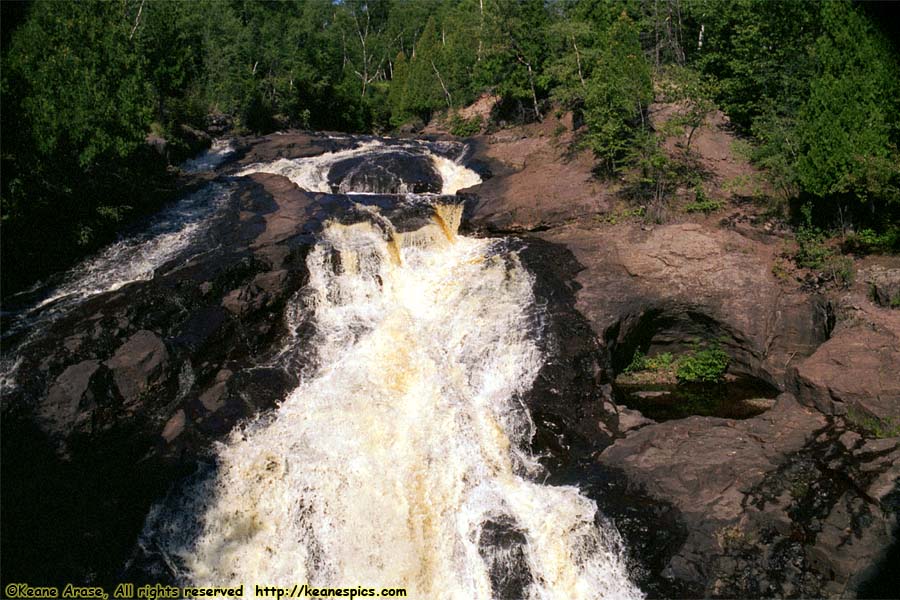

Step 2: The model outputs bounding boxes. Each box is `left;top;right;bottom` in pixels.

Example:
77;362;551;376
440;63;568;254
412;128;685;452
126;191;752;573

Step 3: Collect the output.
1;119;897;597
459;109;900;597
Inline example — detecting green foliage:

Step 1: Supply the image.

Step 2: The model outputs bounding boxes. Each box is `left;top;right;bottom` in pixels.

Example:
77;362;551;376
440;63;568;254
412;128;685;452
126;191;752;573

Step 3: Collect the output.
657;65;718;154
622;344;729;384
448;114;483;137
405;17;448;118
3;0;151;167
843;227;900;254
622;130;681;222
620;349;679;385
583;12;652;173
689;0;819;132
676;346;730;383
476;0;549;121
846;407;900;439
787;205;856;287
795;2;900;206
771;261;790;282
3;0;899;294
545;18;598;110
684;186;724;214
793;204;833;269
388;52;412;127
625;351;675;374
794;226;832;270
830;256;855;288
690;0;900;235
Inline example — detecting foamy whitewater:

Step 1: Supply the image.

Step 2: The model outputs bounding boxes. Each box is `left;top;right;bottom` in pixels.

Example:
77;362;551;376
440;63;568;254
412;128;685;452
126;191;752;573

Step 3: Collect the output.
141;148;641;599
2;184;231;338
0;184;231;391
238;139;482;196
182;139;236;174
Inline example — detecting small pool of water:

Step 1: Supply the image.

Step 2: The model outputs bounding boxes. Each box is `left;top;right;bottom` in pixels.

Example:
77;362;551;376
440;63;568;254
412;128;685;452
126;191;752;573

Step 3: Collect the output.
614;376;779;421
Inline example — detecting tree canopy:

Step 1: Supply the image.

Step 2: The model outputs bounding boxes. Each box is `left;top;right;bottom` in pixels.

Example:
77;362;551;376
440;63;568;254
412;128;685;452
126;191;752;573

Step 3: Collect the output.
2;0;899;293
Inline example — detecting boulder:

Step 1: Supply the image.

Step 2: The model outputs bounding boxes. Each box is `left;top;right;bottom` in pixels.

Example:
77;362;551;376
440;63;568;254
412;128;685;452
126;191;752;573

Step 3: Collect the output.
38;360;108;438
104;330;169;403
328;151;443;194
222;269;289;316
792;297;900;422
863;265;900;308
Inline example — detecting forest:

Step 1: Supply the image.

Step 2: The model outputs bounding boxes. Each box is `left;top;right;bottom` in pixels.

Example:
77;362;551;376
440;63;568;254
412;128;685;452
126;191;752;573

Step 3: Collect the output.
2;0;899;295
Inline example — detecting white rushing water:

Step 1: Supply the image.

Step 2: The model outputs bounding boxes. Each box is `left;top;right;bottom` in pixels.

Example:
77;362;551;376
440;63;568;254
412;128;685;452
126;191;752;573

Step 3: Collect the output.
0;183;231;387
143;194;640;599
238;139;482;196
17;184;230;321
182;139;236;174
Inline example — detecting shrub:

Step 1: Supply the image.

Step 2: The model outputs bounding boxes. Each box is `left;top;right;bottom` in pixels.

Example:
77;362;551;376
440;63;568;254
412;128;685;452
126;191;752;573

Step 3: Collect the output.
829;256;855;288
624;351;674;373
843;226;900;254
684;186;725;214
624;350;648;373
846;407;900;439
794;204;833;269
676;346;730;383
448;113;482;137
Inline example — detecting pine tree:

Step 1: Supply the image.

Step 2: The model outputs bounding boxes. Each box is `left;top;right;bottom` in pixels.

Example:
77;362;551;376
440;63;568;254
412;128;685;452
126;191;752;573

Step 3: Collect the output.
795;1;900;207
583;12;653;173
388;51;411;126
405;17;446;118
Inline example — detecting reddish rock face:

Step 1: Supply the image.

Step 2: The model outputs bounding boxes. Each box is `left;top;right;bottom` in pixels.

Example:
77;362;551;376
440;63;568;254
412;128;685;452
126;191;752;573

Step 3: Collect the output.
792;300;900;421
534;222;829;385
460;112;898;597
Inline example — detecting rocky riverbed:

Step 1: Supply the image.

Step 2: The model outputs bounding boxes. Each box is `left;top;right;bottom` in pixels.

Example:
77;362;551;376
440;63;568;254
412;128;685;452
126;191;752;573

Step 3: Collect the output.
1;120;897;598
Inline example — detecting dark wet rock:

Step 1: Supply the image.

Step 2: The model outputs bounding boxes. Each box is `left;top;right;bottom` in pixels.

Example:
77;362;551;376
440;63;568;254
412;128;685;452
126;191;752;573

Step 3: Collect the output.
0;159;322;586
397;117;425;135
178;124;212;157
599;394;824;587
222;269;289;316
205;111;233;136
4;127;897;599
597;394;899;597
230;131;353;169
462;119;900;597
515;238;619;470
478;518;533;600
37;360;113;442
0;133;478;587
104;330;169;403
328;151;442;194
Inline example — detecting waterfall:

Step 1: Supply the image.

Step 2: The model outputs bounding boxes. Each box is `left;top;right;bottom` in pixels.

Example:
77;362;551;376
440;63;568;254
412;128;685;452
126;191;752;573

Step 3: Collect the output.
142;189;640;598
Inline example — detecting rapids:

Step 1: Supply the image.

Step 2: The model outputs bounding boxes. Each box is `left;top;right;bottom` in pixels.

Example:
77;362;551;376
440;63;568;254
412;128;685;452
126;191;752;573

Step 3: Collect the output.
0;183;232;389
2;136;640;599
238;139;482;195
141;144;640;599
